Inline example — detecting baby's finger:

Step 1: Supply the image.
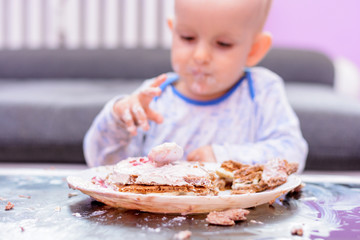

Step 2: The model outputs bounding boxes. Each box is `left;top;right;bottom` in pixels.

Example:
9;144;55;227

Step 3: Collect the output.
146;108;164;124
137;74;166;106
131;104;149;131
140;87;162;98
121;108;137;136
138;86;163;111
187;151;200;162
150;74;167;88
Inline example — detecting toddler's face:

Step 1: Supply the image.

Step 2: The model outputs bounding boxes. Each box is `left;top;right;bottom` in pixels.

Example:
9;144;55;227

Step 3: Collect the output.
170;0;261;101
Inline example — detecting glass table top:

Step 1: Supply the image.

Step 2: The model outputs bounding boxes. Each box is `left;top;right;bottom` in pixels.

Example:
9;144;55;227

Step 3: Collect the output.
1;167;360;240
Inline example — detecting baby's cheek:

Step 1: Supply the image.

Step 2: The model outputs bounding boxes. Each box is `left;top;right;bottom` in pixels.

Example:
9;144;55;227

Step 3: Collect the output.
172;47;189;66
172;63;180;73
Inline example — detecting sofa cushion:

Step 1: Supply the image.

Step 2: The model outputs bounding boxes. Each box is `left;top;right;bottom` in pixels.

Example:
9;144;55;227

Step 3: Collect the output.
2;78;360;170
1;48;359;170
286;83;360;170
0;48;334;86
0;49;172;79
0;79;142;163
259;47;335;86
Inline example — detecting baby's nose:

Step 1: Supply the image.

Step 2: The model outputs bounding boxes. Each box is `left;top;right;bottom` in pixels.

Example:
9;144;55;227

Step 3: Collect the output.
193;42;211;64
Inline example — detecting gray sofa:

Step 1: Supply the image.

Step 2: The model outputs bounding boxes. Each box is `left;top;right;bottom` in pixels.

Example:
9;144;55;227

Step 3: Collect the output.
1;47;359;170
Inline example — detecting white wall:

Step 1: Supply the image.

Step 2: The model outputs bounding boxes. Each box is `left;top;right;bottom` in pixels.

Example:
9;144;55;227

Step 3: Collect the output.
0;0;174;49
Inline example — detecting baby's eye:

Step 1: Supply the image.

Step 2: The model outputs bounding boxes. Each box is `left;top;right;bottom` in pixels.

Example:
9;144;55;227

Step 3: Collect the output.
217;41;232;48
180;35;195;42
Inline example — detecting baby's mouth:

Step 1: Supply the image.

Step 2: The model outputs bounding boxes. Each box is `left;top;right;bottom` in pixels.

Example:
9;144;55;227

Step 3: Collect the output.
193;73;208;82
189;68;211;81
186;68;217;94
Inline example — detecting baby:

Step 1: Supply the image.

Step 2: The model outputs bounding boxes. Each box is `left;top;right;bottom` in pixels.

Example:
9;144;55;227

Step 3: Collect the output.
84;0;308;172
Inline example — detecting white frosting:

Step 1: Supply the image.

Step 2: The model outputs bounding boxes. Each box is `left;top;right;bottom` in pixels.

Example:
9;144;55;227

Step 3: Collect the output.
107;158;212;187
262;158;288;183
107;157;155;184
148;142;184;167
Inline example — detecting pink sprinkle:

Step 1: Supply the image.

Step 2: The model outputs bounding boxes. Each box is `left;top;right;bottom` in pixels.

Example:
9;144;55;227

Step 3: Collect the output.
91;176;107;188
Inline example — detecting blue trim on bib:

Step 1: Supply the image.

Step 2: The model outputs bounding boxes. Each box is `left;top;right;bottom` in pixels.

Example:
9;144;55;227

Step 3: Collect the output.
159;74;179;92
156;70;255;105
245;68;255;100
171;76;245;106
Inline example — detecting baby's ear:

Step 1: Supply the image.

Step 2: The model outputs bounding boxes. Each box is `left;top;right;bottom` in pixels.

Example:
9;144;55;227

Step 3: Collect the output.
167;18;174;30
246;32;272;67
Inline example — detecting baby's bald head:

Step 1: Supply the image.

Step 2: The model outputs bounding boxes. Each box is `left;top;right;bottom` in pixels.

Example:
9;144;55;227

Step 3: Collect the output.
256;0;273;32
169;0;274;97
174;0;272;36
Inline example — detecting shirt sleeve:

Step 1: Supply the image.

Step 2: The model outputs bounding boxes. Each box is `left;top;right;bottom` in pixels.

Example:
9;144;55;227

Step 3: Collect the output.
212;77;308;173
83;79;156;167
83;96;129;167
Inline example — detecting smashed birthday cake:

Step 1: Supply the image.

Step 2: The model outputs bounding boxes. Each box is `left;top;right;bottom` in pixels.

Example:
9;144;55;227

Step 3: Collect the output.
100;143;218;196
215;158;299;194
91;142;298;196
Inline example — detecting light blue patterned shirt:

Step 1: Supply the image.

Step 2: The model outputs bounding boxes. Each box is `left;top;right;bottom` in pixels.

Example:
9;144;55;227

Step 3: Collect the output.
84;67;308;172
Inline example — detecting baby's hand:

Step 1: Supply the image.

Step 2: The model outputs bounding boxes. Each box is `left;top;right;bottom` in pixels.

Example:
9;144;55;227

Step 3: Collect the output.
113;74;167;136
187;145;217;163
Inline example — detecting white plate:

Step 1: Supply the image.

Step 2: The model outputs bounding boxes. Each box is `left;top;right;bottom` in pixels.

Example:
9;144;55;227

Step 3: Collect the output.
67;165;301;214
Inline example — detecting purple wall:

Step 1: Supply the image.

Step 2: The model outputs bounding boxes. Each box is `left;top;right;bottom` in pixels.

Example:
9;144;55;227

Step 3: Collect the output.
265;0;360;69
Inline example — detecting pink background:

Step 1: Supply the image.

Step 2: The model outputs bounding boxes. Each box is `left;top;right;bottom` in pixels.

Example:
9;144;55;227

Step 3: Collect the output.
265;0;360;70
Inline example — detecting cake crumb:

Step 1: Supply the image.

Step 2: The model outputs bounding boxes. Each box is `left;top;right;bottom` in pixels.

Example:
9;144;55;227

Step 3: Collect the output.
291;227;304;236
5;202;14;211
206;208;249;226
250;219;264;224
172;216;186;222
68;193;78;198
72;212;81;218
173;230;192;240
